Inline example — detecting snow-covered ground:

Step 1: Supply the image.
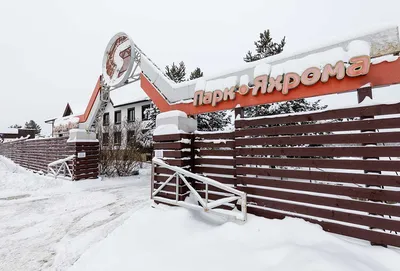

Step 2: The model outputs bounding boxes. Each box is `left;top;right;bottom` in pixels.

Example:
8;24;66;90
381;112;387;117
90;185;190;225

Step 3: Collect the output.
0;156;151;271
70;202;400;271
1;156;400;271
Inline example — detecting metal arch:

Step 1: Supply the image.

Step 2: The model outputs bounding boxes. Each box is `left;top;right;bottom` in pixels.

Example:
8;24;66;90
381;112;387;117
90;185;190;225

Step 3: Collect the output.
90;44;144;131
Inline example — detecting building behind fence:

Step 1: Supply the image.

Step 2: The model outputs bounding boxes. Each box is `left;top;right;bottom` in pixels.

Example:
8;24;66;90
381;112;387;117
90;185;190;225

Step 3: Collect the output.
153;101;400;248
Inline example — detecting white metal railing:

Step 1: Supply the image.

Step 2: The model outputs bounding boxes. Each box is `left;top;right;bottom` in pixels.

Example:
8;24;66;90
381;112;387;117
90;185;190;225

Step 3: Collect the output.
47;155;75;180
152;158;247;221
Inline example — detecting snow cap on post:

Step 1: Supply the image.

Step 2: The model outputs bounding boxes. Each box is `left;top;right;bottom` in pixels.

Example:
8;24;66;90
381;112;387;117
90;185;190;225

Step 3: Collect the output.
155;110;196;134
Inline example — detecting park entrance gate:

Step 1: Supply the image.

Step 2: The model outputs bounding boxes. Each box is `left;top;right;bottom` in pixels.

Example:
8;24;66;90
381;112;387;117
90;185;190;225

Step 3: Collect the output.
152;88;400;248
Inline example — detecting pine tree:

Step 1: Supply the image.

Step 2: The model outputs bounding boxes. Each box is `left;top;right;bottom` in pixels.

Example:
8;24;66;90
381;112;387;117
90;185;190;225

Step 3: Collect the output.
189;67;204;80
245;99;327;118
243;30;326;118
144;62;188;130
197;111;232;132
244;30;286;62
165;61;186;83
144;106;160;130
24;120;41;135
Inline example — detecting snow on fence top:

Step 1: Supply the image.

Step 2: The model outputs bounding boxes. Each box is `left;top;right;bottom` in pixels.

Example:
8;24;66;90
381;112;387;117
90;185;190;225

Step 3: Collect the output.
156;110;187;121
154;124;186;136
141;26;400;104
0;128;18;134
53;115;80;134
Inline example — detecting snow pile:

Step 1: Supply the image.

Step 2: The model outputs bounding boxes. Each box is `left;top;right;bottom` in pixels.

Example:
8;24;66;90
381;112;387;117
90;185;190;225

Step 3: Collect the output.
268;40;370;77
156;110;187;120
110;80;150;107
154;111;190;135
154;124;185;136
0;156;65;194
254;63;272;78
70;205;400;271
53;115;80;127
0;128;18;134
371;55;399;64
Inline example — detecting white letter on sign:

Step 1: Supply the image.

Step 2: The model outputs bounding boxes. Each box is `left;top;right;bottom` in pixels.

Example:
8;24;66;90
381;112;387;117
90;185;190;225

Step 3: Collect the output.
212;90;224;106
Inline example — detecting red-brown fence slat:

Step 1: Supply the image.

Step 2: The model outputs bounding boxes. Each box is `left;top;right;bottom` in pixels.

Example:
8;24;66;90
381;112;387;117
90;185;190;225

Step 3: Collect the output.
236;167;400;187
236;118;400;137
236;146;400;158
237;176;400;202
236;157;400;172
235;102;400;128
247;206;400;247
235;132;400;146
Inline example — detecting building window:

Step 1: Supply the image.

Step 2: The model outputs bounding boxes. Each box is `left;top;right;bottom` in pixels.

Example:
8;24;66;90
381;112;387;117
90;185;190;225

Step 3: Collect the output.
142;104;151;120
114;132;122;145
114;111;121;124
127;108;135;122
127;130;135;145
102;133;109;145
103;113;109;126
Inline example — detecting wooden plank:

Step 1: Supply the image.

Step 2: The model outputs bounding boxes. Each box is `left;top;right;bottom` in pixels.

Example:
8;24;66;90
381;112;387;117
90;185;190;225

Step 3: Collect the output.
196;183;236;194
195;158;235;166
153;142;191;150
193;166;236;176
74;167;99;175
195;132;235;140
153;134;192;142
193;175;236;184
247;206;400;247
235;132;400;146
236;167;400;187
236;118;400;137
236;157;400;172
71;142;99;146
242;187;400;217
236;102;400;128
163;159;192;167
198;149;235;157
74;172;99;180
153;191;188;201
154;175;185;186
155;167;177;175
162;150;192;158
236;146;400;158
245;196;400;232
194;141;235;148
237;176;400;202
74;146;100;152
153;182;188;194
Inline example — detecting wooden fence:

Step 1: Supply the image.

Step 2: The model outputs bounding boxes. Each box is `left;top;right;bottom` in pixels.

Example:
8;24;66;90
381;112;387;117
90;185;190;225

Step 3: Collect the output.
153;133;193;201
153;101;400;247
0;137;99;180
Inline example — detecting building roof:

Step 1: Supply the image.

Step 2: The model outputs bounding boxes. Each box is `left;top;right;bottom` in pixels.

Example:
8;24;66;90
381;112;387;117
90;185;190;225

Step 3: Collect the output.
45;103;85;124
62;103;73;117
110;81;150;107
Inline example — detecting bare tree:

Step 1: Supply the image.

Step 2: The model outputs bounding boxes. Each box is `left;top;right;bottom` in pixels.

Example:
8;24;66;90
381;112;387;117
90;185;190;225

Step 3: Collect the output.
98;119;152;177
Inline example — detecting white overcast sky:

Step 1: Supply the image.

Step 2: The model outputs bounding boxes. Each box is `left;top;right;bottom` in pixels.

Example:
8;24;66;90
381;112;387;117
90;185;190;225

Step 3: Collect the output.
1;0;400;134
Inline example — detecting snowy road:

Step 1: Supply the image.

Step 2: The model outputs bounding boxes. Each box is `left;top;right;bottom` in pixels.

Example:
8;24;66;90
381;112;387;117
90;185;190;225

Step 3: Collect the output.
0;157;151;271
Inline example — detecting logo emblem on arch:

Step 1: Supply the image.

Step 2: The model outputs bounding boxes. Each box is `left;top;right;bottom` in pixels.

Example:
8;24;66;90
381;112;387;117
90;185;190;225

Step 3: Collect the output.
102;32;135;87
